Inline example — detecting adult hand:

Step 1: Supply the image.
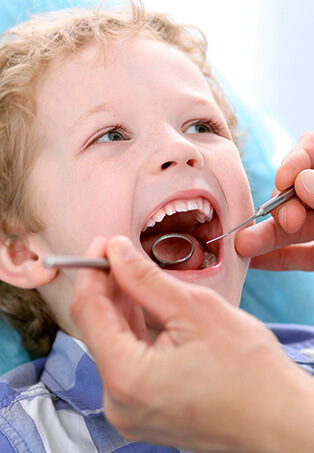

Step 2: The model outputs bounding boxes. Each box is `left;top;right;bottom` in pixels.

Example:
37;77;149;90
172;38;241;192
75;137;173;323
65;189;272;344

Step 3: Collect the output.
71;236;314;453
236;132;314;270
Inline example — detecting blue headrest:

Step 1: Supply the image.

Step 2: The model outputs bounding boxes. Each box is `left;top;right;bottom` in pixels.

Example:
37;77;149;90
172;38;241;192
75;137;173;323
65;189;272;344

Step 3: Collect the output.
0;0;95;33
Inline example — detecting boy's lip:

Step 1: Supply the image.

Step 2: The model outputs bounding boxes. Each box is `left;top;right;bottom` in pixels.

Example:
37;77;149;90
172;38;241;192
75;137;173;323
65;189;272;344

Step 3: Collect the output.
138;188;225;274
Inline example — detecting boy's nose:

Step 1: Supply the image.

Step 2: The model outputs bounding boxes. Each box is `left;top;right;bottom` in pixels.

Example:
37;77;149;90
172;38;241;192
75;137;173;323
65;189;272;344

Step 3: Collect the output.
147;132;205;174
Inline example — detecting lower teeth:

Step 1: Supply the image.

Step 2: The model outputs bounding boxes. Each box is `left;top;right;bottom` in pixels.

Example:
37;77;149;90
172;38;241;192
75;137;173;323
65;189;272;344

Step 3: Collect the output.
200;251;218;269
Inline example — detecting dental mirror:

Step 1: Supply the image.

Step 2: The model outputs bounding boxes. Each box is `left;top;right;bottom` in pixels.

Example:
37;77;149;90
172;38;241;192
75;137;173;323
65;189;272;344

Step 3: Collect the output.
151;233;194;267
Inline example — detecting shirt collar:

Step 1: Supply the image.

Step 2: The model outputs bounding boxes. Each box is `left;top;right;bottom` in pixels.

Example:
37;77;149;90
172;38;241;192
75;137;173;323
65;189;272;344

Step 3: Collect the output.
40;330;103;416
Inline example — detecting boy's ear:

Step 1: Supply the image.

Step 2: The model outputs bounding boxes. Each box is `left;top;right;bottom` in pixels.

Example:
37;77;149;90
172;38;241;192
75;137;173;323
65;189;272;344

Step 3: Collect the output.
0;236;57;289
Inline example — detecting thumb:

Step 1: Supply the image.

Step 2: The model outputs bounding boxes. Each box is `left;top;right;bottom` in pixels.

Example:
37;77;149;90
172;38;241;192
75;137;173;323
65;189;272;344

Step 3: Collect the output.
295;169;314;209
70;237;142;367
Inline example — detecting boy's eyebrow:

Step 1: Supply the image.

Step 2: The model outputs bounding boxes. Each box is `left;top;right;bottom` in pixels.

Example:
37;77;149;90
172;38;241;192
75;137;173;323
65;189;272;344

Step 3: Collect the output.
67;95;220;137
67;102;113;136
187;95;218;110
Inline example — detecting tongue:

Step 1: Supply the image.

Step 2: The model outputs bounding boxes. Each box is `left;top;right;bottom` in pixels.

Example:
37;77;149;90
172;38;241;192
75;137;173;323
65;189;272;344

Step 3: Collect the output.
141;233;204;270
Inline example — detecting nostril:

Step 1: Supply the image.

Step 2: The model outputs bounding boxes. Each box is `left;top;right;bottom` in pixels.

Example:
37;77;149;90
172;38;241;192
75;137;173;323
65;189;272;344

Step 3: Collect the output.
187;158;197;167
160;153;203;171
161;158;198;170
161;161;175;170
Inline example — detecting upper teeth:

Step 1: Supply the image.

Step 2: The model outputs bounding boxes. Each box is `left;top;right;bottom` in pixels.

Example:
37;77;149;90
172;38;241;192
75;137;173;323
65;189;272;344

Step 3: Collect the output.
142;197;214;231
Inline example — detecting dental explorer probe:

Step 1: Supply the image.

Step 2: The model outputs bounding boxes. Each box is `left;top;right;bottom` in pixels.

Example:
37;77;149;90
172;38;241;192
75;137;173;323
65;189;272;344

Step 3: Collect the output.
44;185;296;270
205;185;296;245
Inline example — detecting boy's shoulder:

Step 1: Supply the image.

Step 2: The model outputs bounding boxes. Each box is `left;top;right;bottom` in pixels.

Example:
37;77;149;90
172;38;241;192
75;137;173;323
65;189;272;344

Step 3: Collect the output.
0;356;48;407
0;357;52;452
269;323;314;375
0;339;184;453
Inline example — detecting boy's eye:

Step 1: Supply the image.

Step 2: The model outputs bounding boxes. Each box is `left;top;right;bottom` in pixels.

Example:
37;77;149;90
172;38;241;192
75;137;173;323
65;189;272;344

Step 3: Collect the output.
185;123;212;134
92;128;126;144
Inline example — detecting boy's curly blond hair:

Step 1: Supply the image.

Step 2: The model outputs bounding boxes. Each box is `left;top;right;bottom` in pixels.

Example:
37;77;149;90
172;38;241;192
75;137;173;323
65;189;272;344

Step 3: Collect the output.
0;2;238;357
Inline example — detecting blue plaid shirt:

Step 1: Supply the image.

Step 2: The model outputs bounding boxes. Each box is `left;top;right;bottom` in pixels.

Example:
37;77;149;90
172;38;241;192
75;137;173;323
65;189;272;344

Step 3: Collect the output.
1;326;314;452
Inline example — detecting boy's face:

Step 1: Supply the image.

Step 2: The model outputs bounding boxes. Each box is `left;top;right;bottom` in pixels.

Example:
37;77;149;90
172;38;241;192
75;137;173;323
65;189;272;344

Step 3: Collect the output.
31;37;253;322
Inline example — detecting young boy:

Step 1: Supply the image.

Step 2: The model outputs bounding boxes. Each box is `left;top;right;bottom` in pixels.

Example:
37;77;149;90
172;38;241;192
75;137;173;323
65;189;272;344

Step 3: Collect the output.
0;3;312;452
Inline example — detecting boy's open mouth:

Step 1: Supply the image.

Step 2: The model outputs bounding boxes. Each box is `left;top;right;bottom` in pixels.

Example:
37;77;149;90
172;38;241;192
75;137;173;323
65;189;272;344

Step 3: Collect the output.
140;197;222;271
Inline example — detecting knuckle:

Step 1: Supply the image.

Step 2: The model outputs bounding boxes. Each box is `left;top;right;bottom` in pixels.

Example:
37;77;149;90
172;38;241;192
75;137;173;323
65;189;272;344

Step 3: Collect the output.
132;258;162;288
104;399;134;435
106;368;140;407
277;249;292;271
104;375;146;435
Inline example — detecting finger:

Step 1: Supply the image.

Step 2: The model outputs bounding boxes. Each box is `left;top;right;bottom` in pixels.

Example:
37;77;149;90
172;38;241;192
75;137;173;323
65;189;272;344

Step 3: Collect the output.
295;169;314;209
70;237;140;365
272;197;307;233
107;236;212;325
250;242;314;271
74;236;110;298
275;132;314;191
235;212;314;258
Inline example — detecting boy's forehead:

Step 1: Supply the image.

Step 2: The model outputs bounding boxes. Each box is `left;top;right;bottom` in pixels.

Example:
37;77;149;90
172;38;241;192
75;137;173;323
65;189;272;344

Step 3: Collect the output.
37;37;213;97
35;37;218;133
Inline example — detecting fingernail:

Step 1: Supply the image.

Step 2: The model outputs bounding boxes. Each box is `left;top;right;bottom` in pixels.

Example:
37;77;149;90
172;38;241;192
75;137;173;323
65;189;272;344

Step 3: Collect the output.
111;236;140;261
301;170;314;195
277;206;286;230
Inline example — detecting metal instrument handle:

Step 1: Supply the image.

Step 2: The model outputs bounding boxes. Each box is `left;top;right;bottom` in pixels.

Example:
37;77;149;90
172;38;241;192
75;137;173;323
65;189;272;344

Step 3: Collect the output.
44;255;110;270
258;186;296;216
